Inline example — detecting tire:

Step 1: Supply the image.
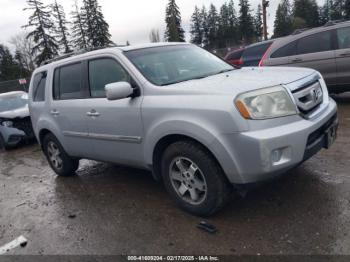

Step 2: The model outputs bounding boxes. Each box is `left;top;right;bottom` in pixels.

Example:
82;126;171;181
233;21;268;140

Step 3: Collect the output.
42;133;79;176
161;140;231;216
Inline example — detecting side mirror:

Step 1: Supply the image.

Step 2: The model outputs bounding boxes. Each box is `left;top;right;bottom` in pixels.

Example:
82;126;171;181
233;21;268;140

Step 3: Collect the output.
105;82;134;101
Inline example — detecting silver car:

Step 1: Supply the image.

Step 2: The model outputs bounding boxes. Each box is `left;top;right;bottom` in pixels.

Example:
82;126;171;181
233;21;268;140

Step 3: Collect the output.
29;43;338;216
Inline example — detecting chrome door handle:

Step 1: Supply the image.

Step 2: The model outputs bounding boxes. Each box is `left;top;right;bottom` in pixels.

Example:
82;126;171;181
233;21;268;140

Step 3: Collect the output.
50;110;60;116
291;58;303;62
87;110;100;117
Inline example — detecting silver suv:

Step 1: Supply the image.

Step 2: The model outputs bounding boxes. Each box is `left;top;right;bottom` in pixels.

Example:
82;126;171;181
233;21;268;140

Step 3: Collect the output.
262;21;350;94
29;43;338;216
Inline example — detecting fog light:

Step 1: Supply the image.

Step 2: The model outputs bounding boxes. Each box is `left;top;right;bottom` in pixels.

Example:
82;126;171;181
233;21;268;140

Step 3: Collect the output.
271;149;282;163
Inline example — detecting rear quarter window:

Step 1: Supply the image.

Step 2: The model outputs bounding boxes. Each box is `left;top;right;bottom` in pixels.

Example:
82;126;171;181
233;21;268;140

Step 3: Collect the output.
270;41;297;58
242;42;272;66
226;49;244;60
32;71;47;102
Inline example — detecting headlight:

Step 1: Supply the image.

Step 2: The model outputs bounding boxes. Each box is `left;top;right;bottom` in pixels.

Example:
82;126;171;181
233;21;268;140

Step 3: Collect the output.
235;86;297;119
1;121;13;127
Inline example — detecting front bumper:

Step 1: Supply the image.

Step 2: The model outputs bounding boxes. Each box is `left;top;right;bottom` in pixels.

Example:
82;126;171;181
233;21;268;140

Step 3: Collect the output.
0;126;26;147
214;98;338;184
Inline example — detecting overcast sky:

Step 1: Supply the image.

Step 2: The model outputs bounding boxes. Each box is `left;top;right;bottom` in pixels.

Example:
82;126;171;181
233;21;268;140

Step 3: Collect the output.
1;0;325;49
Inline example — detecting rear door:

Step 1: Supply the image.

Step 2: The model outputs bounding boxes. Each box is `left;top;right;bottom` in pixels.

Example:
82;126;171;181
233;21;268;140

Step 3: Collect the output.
287;30;337;86
50;62;92;157
335;26;350;87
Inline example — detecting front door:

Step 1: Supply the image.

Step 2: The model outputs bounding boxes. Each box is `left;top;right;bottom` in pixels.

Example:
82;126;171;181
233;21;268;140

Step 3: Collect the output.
84;57;144;167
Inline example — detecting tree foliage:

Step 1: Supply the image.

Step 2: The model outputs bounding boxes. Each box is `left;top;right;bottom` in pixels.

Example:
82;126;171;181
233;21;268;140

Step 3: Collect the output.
71;0;88;50
0;44;26;81
51;0;72;53
23;0;59;65
293;0;320;28
149;29;161;43
238;0;255;43
273;0;293;38
164;0;185;42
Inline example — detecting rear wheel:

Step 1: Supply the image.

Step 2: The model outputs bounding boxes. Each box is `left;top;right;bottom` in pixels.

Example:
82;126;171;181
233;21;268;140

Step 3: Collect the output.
161;140;231;216
43;133;79;176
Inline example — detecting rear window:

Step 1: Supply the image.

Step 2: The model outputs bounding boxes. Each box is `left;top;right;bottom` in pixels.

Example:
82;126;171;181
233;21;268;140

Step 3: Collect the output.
32;71;47;102
53;63;82;100
337;26;350;49
226;49;244;60
271;41;297;58
297;31;333;55
242;42;272;66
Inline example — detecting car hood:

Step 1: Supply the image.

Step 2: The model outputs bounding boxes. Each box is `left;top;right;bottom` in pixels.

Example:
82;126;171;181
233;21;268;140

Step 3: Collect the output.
167;67;316;95
0;106;29;119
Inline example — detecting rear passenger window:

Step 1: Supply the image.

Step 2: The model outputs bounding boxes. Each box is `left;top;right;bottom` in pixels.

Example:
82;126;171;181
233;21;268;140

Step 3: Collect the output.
297;31;333;55
271;41;297;58
337;27;350;49
88;58;130;98
242;42;272;66
53;63;82;100
32;71;47;102
227;49;244;60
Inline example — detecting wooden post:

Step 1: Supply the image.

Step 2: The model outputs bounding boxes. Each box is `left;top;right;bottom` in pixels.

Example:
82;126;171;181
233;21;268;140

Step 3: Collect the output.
262;0;269;40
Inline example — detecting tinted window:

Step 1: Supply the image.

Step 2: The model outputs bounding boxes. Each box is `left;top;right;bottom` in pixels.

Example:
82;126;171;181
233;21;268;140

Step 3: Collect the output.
226;49;244;60
32;71;47;102
242;42;272;66
53;63;82;100
337;27;350;49
297;31;333;55
89;58;130;98
271;41;297;58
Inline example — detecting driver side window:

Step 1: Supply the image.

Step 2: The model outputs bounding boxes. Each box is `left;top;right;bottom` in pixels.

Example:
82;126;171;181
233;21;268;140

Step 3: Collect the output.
88;58;130;98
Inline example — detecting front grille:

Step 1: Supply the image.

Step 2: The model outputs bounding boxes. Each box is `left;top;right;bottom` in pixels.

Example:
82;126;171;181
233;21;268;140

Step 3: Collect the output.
292;80;323;118
12;117;34;138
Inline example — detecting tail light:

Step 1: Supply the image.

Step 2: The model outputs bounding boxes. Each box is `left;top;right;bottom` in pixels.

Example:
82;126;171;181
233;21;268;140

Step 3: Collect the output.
231;58;243;67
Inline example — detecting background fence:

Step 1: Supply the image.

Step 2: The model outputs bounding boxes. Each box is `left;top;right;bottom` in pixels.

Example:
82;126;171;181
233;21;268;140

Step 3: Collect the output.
0;78;30;94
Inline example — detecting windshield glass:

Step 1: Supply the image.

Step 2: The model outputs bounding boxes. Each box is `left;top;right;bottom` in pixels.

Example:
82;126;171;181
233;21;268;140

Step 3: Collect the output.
0;93;28;112
124;45;234;86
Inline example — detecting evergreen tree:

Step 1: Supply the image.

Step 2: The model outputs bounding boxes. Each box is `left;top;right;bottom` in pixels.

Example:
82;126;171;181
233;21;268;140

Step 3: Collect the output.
149;29;160;42
164;0;185;42
330;0;345;19
190;6;203;45
51;0;71;54
206;4;219;48
273;0;293;37
319;0;331;25
254;4;263;41
201;6;209;47
218;3;230;48
227;0;239;45
23;0;59;65
238;0;255;43
0;44;22;81
71;0;88;50
345;0;350;18
293;0;320;28
81;0;113;48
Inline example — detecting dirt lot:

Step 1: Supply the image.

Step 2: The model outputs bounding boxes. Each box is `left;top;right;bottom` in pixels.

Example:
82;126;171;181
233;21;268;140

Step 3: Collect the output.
0;94;349;256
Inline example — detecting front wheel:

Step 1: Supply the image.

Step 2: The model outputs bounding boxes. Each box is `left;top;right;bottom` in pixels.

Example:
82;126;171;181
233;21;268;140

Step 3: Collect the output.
43;133;79;176
161;141;231;216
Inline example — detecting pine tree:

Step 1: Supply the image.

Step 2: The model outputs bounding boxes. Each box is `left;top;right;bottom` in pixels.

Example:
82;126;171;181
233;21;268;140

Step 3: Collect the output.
0;44;22;81
331;0;345;19
207;4;219;49
319;0;331;25
218;3;230;48
273;0;293;37
201;6;209;47
345;0;350;18
227;0;239;45
71;0;88;50
190;6;203;45
81;0;113;48
164;0;185;42
254;4;263;41
238;0;255;44
51;0;71;54
149;29;160;42
293;0;320;28
23;0;59;65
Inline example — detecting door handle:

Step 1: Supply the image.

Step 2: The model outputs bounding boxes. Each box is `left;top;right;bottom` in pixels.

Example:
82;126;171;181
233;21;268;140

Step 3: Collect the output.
50;109;60;116
87;110;100;117
339;52;350;57
291;58;303;62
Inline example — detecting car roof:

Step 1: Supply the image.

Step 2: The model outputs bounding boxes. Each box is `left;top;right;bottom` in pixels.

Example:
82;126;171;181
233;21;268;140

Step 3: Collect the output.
33;42;191;72
0;91;27;98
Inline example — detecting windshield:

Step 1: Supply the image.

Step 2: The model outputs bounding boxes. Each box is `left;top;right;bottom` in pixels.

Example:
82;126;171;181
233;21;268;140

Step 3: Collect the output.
124;45;234;86
0;93;28;112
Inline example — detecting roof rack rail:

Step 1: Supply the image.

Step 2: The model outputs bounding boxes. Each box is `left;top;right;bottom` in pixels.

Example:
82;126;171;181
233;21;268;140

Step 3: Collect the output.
291;28;310;35
324;19;349;27
41;44;124;65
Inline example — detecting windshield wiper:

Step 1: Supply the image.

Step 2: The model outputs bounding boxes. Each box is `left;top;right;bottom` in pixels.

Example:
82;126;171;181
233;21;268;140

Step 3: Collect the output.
214;68;235;75
160;74;212;86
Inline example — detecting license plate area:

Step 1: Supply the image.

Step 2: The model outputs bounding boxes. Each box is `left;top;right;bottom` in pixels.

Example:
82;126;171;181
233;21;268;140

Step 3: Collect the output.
325;121;338;149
